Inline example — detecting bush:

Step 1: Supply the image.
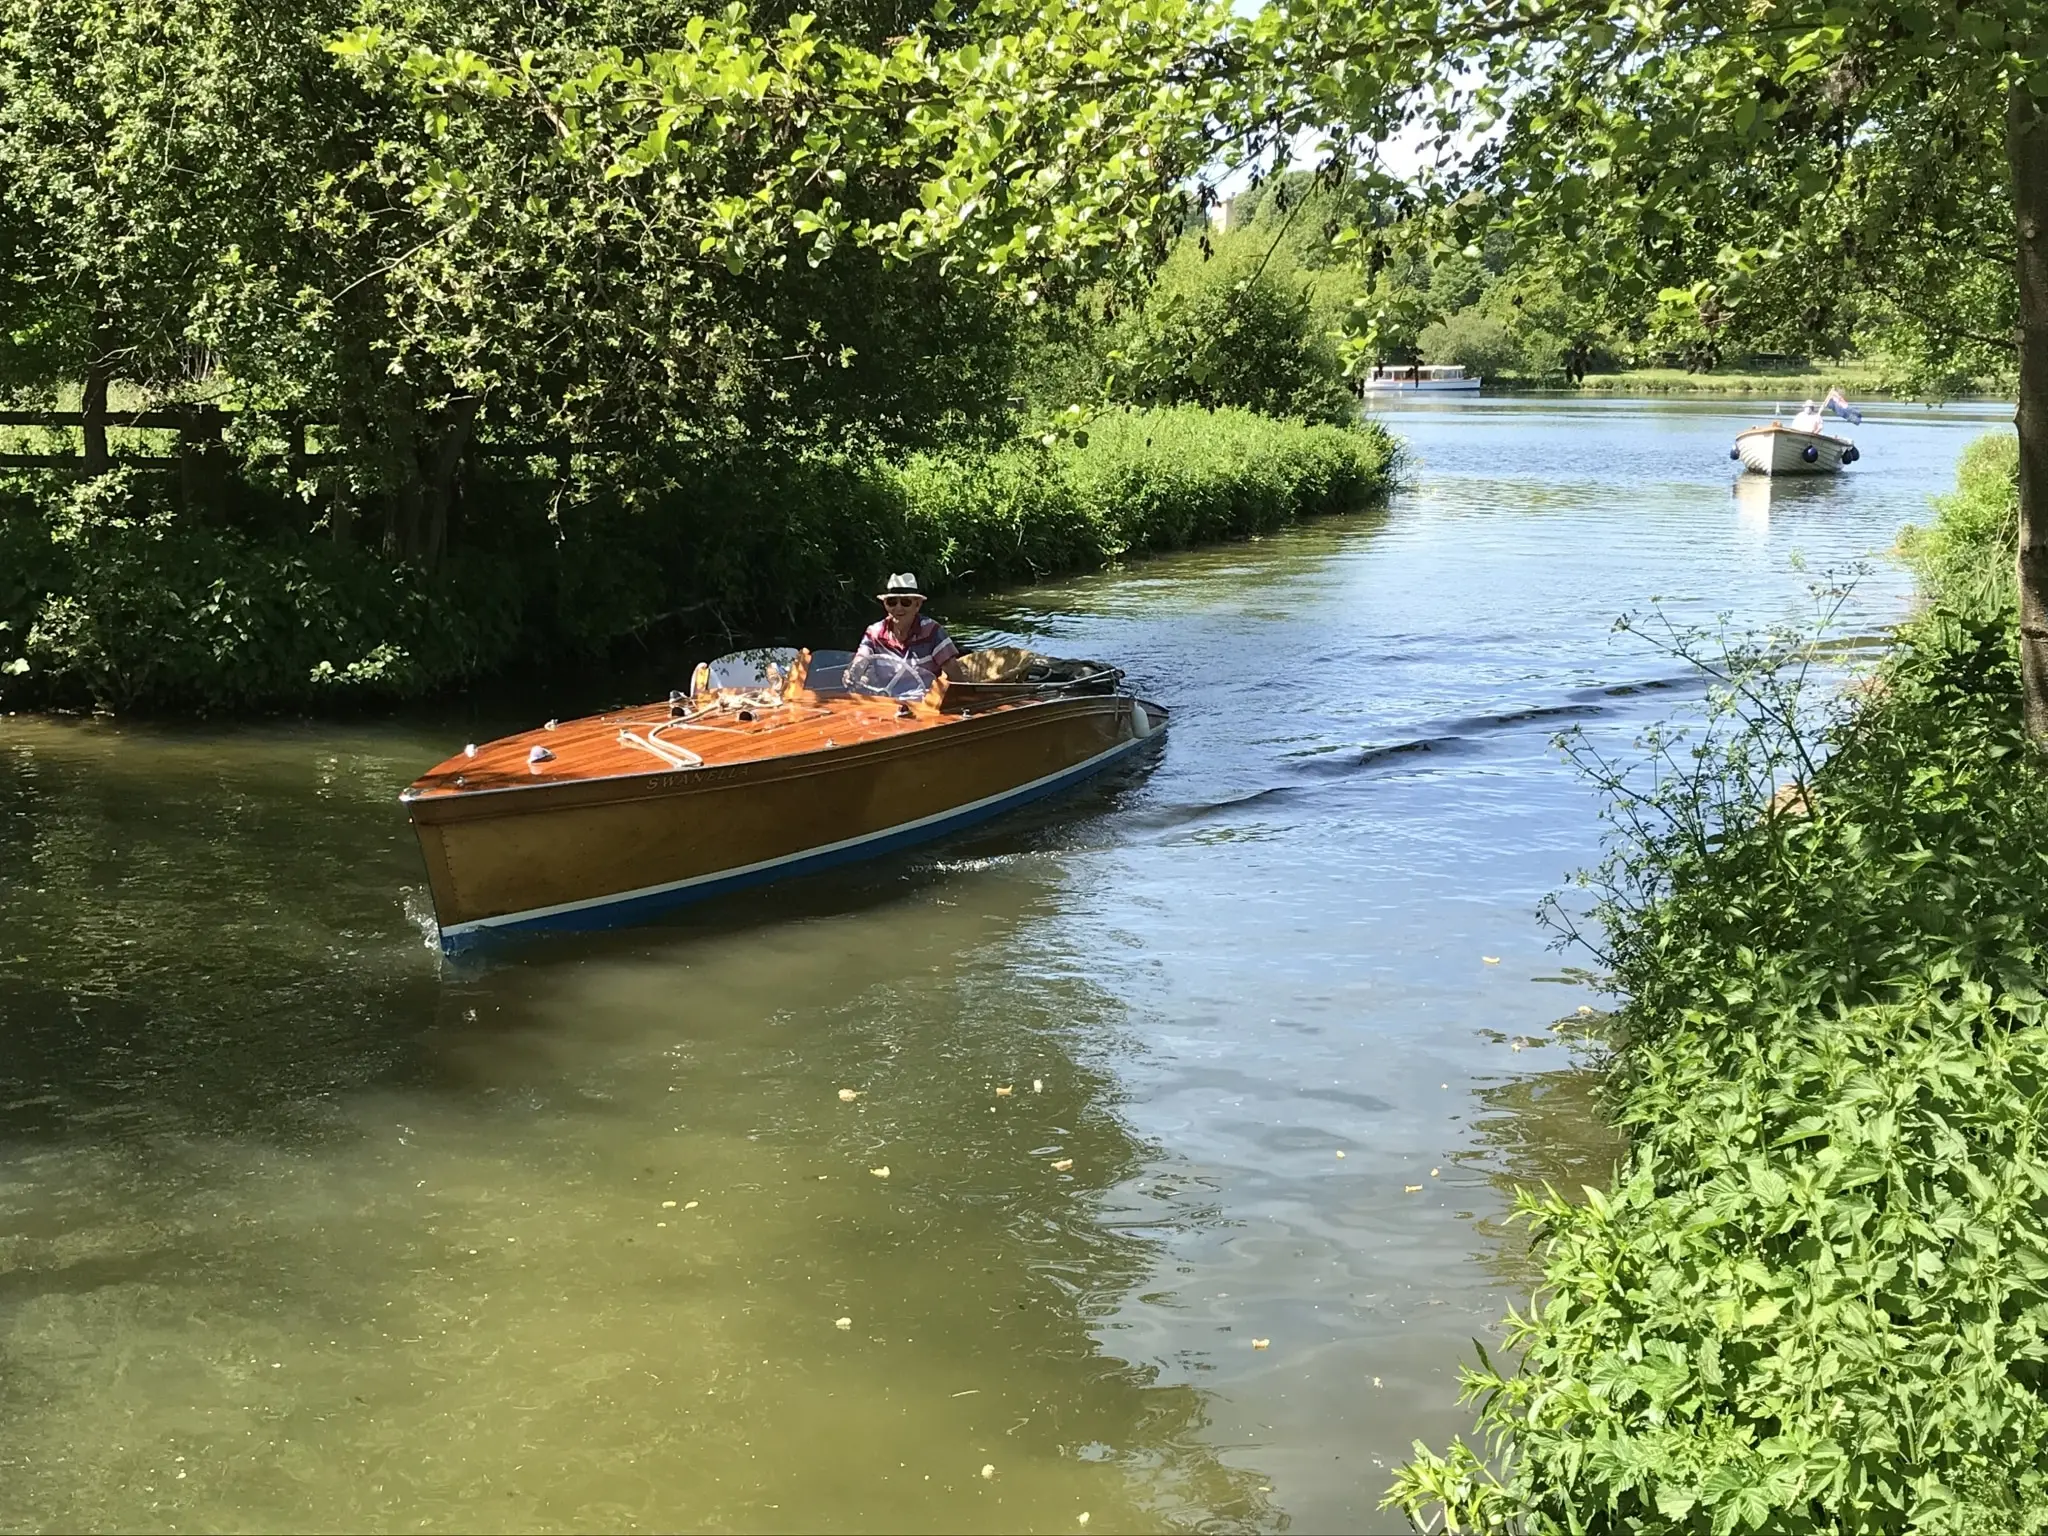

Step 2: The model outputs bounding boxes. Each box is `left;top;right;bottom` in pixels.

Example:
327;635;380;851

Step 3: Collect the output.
0;409;1398;714
1390;451;2048;1532
1103;244;1360;426
893;407;1396;581
1065;405;1387;546
0;471;524;713
1900;432;2019;621
1417;307;1525;379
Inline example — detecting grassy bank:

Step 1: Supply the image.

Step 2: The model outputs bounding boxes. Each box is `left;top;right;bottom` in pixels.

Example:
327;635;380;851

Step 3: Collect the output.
1566;362;1892;396
1392;434;2048;1530
0;406;1395;714
1488;360;2015;398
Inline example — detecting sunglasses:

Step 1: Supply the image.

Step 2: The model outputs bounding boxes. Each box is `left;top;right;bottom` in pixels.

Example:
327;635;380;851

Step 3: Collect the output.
882;596;920;608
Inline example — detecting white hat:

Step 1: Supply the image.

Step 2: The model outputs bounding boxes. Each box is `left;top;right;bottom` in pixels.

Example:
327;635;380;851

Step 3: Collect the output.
876;572;925;600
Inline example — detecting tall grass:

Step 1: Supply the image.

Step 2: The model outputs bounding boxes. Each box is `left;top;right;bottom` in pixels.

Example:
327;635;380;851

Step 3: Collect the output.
891;406;1394;590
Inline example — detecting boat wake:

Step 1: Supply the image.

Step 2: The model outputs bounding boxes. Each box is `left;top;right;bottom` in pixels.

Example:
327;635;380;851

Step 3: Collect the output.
398;885;443;951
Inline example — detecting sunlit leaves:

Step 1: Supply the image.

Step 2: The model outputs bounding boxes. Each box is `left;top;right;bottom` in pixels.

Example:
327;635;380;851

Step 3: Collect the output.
342;0;1229;301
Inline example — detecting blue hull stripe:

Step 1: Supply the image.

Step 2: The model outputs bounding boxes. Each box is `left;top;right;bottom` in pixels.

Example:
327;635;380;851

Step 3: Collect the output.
439;727;1156;951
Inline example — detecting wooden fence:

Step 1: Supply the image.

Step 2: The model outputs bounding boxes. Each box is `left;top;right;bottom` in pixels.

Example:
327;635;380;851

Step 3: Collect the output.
0;409;572;477
0;406;263;472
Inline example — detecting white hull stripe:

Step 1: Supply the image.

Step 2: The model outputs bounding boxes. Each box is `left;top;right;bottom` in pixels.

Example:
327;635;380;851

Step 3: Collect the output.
439;726;1157;950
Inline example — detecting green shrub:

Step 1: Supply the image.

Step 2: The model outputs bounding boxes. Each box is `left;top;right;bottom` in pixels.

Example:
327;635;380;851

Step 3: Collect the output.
1390;451;2048;1532
1899;432;2019;621
0;409;1397;714
1103;243;1360;426
0;471;524;713
892;407;1395;584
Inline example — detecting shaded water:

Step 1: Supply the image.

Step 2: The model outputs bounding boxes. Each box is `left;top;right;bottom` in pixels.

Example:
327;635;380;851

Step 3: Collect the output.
0;397;2010;1532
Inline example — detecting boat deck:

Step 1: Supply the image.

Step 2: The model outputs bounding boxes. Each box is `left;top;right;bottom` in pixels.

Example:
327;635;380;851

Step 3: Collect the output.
404;692;1024;801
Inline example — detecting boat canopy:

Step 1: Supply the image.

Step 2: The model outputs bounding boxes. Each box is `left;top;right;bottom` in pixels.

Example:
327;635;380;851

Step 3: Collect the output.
1367;364;1470;381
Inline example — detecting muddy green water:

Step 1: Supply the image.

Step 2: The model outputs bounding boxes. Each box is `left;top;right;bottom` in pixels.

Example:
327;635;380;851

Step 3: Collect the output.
0;398;2012;1532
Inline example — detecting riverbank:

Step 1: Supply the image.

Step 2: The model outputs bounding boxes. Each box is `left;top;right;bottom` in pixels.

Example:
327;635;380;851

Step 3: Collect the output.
1394;432;2048;1528
1488;362;2011;398
0;406;1394;715
1568;363;1888;396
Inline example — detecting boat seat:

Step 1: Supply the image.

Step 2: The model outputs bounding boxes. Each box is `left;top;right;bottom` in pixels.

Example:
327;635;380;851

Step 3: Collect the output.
941;648;1123;704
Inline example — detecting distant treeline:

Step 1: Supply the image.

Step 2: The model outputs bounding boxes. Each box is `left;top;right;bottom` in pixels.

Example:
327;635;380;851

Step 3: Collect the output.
1172;172;2010;395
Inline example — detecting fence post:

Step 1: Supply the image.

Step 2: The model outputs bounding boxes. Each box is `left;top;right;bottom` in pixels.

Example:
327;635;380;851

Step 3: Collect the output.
178;405;228;513
81;360;111;478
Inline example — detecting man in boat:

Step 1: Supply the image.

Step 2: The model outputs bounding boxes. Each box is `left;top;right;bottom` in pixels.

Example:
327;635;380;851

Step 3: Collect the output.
849;572;960;692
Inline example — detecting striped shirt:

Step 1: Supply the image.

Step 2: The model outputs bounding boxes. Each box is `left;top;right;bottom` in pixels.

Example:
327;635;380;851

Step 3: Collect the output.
854;615;960;677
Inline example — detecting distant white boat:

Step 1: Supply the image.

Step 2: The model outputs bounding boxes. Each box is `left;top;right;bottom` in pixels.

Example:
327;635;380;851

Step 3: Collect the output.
1361;364;1483;394
1731;392;1863;475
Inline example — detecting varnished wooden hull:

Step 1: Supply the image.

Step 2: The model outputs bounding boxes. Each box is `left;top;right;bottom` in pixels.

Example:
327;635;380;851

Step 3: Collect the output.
405;694;1164;950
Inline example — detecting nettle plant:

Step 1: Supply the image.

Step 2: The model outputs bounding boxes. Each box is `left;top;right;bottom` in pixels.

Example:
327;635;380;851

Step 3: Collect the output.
1389;595;2048;1533
1545;584;1867;1026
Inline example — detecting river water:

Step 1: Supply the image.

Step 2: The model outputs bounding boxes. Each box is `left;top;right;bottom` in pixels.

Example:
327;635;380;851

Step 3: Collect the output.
0;397;2012;1532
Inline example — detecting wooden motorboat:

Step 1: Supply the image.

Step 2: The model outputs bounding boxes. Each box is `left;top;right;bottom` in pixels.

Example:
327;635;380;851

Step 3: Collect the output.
401;646;1166;951
1732;422;1861;475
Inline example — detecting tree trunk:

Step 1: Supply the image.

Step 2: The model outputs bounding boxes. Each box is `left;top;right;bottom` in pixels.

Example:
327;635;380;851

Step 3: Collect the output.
2009;84;2048;739
80;343;112;479
178;405;228;517
422;397;478;569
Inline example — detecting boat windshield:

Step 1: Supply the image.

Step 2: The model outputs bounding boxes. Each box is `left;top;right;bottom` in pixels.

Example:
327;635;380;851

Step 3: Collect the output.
694;646;932;700
700;647;801;693
800;650;856;693
843;649;937;700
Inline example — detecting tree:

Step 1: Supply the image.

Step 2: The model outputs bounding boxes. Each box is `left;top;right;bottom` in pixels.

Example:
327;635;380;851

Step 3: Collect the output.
1416;309;1520;379
1106;243;1356;422
99;0;2043;718
0;0;1141;565
1228;0;2042;721
325;0;1231;458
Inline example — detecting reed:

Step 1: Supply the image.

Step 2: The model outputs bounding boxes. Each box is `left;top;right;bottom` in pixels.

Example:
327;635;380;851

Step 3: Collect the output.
1899;431;2021;623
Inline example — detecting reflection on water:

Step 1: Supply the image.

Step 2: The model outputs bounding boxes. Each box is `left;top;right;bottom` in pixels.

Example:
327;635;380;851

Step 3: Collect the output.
1460;1046;1624;1289
0;732;1273;1532
1731;471;1859;525
0;396;2009;1532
